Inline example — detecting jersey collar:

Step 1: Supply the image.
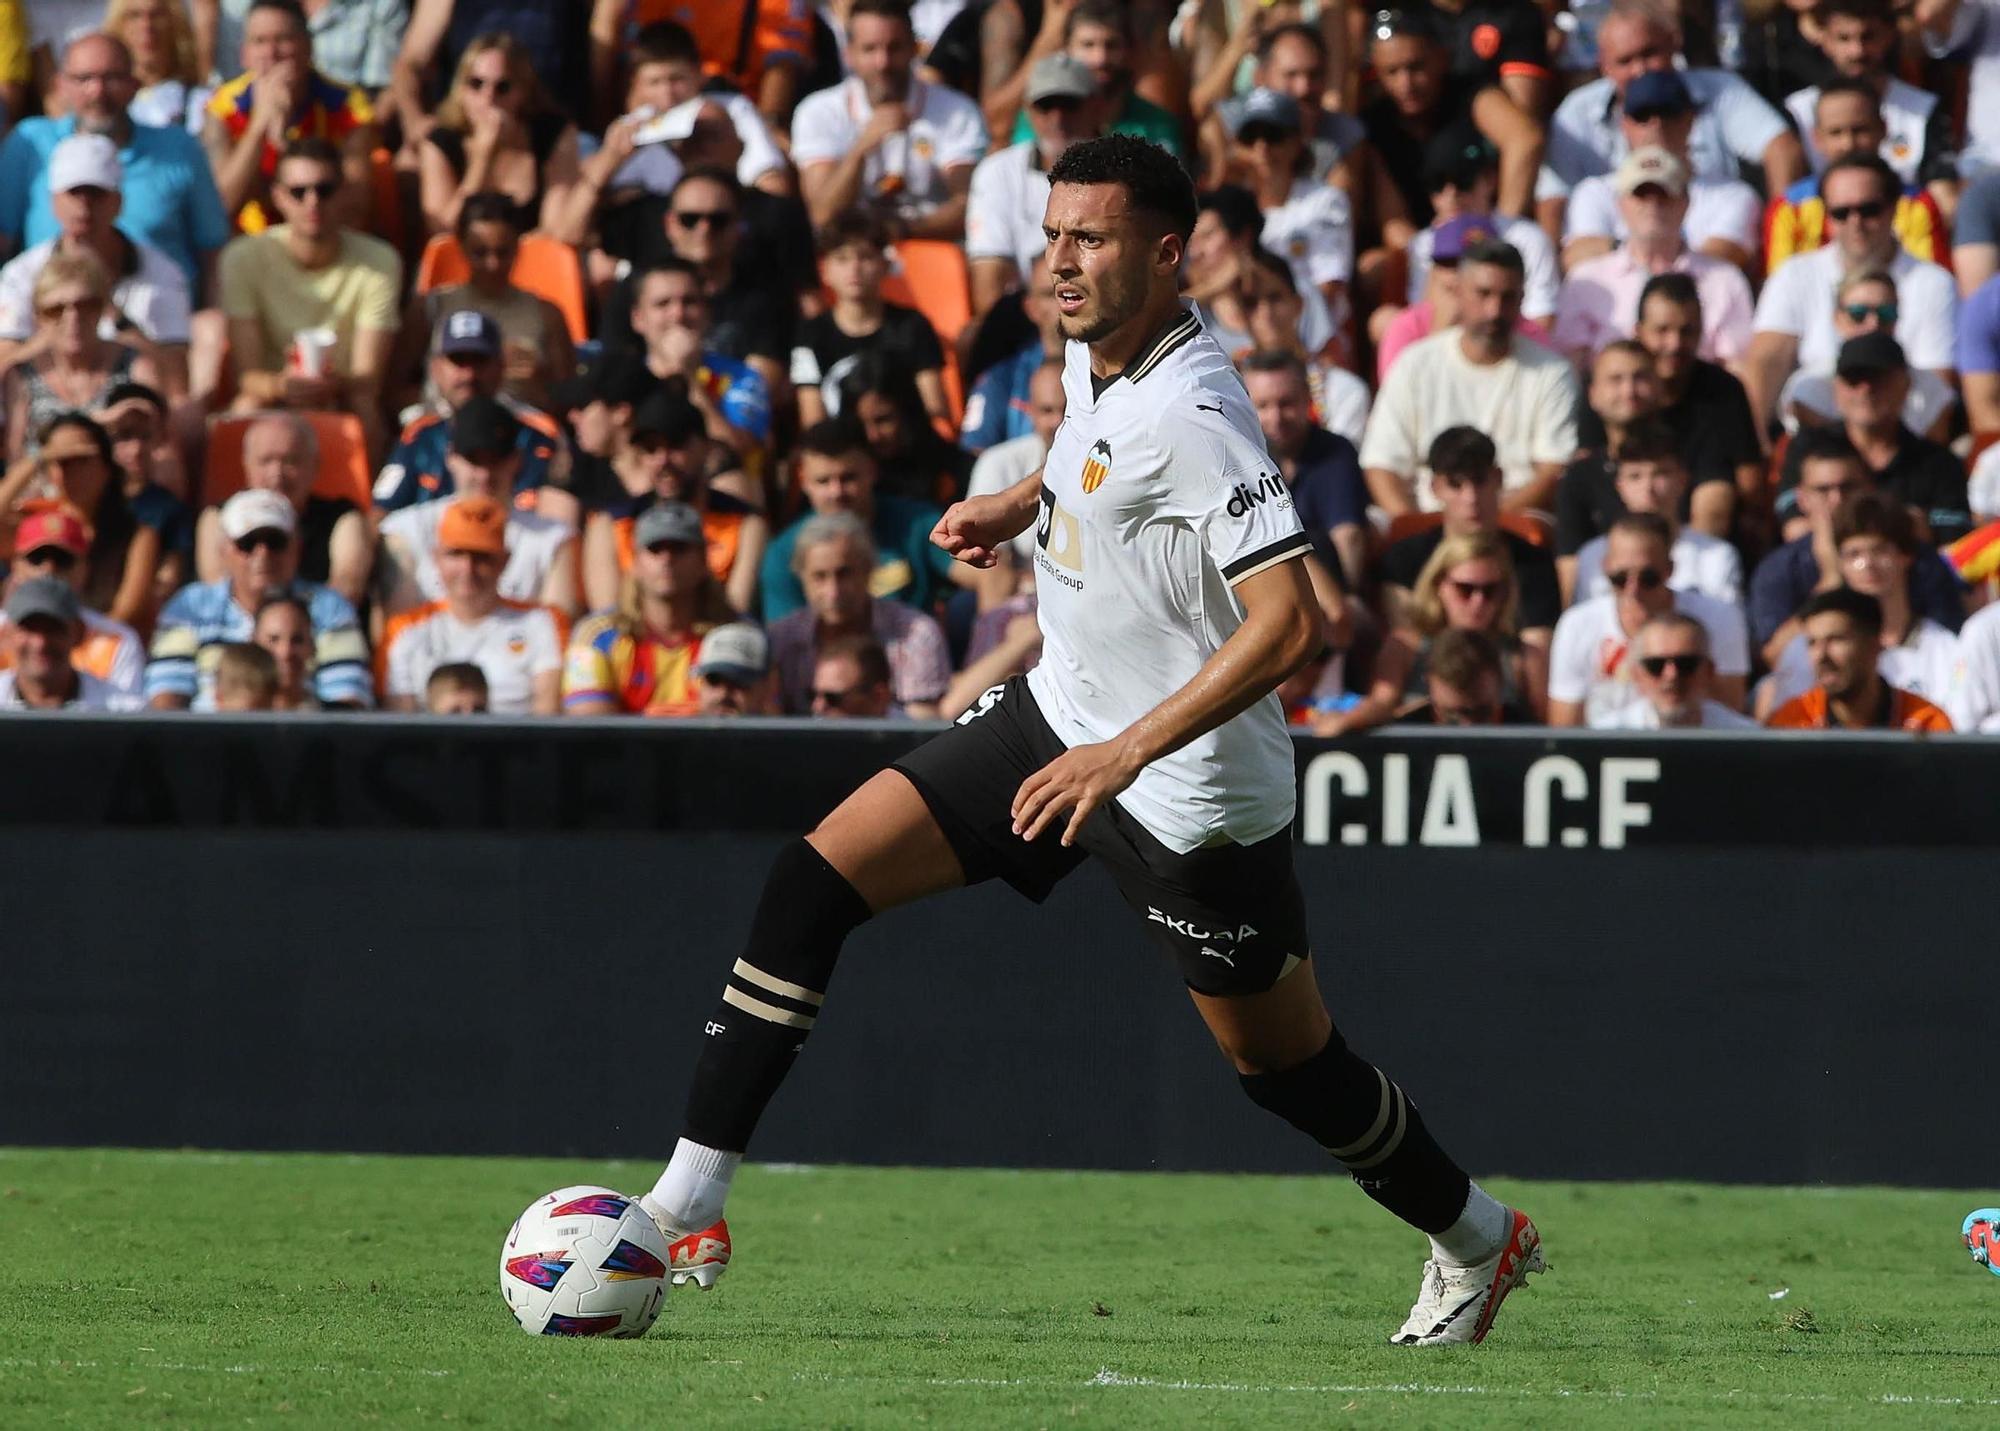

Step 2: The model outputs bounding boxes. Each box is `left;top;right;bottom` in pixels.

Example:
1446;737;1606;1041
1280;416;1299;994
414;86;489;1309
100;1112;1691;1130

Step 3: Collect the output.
1123;307;1202;385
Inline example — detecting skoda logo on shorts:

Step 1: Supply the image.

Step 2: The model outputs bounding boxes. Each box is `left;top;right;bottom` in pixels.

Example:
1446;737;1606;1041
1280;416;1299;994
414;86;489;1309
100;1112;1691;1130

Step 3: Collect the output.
1081;438;1112;495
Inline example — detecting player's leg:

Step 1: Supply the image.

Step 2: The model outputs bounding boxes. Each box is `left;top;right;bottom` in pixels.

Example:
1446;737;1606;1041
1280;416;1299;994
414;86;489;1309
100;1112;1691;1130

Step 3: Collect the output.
642;770;964;1266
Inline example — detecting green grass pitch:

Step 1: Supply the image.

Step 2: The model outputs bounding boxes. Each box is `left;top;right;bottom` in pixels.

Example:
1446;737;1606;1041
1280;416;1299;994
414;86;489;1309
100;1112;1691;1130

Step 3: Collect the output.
4;1149;1999;1427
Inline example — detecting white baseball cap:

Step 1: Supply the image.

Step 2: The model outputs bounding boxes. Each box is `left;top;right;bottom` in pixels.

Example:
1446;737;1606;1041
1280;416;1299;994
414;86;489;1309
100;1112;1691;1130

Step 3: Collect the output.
47;134;123;194
220;489;298;542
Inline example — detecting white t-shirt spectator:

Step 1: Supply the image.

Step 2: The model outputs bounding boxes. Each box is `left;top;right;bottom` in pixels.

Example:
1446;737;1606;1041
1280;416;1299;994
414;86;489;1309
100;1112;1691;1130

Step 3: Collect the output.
1765;617;1962;711
1358;328;1580;508
1259;181;1353;295
1406;214;1560;320
766;599;952;713
1928;0;2000;177
1561;174;1764;258
0;238;193;345
1599;696;1756;728
1752;244;1958;374
1950;597;2000;730
965;141;1051;278
790;77;986;220
379;498;573;607
965;430;1047;564
1787;80;1942;185
1312;363;1371;447
381;602;563;715
1548;590;1750;726
1573;527;1744;605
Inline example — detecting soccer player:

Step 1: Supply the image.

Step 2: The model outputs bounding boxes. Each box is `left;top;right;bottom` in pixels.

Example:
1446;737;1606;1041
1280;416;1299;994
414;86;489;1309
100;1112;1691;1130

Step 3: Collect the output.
639;135;1543;1346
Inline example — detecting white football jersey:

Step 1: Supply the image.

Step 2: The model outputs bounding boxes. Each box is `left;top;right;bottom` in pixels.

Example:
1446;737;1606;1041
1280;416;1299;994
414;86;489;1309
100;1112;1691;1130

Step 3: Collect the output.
1024;309;1312;854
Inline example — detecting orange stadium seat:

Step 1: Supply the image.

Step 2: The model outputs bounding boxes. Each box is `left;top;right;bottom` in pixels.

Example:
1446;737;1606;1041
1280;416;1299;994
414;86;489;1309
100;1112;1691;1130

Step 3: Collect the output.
204;412;374;511
416;233;592;345
892;240;974;344
1383;510;1549;549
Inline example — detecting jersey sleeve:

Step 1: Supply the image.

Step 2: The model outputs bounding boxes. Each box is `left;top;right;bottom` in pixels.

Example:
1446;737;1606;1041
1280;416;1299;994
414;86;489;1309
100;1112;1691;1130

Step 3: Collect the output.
787;90;848;167
311;593;374;707
1166;404;1311;586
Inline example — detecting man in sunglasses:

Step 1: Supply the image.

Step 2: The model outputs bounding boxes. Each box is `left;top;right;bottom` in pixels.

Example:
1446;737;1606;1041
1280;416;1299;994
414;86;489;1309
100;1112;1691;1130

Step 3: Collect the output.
1548;511;1748;726
1766;587;1953;731
807;634;898;719
1766;80;1950;278
1747;153;1958;432
145;488;372;710
0;506;144;699
1597;611;1754;729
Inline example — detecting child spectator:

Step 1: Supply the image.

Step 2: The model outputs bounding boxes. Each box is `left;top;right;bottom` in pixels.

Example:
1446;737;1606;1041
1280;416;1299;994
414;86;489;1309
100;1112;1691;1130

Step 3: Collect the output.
425;660;490;714
792;209;949;429
211;640;279;710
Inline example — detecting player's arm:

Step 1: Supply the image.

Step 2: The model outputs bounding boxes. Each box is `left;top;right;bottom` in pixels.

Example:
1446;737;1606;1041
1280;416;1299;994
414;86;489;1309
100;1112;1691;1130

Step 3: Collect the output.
1012;556;1319;845
931;467;1044;567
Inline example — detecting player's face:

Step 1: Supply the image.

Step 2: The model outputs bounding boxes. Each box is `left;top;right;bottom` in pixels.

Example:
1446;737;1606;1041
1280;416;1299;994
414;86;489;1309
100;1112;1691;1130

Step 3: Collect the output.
1245;368;1312;456
1805;612;1873;698
1597;16;1675;90
799;451;875;515
1634;297;1699;383
1438;557;1508;632
1371;37;1440;116
1613;458;1685;518
849;15;915;103
1837;534;1906;597
799;540;872;624
1044;183;1177;344
1815;93;1885;160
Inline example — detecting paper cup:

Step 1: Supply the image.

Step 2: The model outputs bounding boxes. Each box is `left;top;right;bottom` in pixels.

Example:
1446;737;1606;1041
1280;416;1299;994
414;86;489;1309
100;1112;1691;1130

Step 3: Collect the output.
291;327;337;378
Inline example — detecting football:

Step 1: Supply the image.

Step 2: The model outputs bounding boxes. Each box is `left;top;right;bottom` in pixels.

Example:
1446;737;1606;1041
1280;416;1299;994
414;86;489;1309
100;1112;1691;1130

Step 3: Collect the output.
499;1185;671;1337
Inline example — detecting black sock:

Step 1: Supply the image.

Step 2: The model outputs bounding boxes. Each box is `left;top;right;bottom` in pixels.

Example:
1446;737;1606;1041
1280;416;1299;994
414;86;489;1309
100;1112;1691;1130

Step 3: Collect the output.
1239;1032;1472;1234
681;839;871;1152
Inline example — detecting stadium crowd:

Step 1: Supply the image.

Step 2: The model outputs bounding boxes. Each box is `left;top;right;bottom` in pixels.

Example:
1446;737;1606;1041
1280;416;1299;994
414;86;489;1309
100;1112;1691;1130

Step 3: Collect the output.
6;0;2000;731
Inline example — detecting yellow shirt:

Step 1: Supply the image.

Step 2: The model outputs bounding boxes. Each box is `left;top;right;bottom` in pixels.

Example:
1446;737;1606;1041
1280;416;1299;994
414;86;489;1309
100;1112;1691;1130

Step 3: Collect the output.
0;2;27;87
218;225;401;374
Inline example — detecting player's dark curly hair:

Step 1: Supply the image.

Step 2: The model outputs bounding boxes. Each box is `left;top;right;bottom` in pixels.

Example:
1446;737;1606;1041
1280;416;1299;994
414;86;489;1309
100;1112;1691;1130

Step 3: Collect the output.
1047;134;1198;245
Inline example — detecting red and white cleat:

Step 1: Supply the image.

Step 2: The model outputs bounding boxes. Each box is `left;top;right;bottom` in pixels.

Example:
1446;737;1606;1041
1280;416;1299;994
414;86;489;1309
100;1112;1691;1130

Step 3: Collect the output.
666;1219;731;1290
1390;1208;1544;1346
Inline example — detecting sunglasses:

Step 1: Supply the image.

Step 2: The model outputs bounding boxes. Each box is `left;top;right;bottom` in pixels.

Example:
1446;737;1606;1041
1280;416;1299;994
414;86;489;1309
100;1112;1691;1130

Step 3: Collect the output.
1446;578;1504;600
234;531;290;554
1638;653;1702;676
1841;302;1897;324
38;298;102;318
21;546;78;570
1031;96;1085;114
672;210;735;231
1826;199;1889;222
1238;126;1294;146
281;180;340;202
644;539;700;556
466;76;513;95
1606;567;1664;591
812;687;858;708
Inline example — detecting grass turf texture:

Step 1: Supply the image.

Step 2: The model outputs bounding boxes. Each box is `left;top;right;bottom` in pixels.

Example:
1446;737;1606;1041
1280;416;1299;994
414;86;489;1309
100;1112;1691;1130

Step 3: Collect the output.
3;1150;1998;1427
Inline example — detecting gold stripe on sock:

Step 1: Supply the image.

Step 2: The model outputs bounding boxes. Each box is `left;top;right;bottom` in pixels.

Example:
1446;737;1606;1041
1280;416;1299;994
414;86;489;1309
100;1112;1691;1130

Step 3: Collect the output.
723;985;817;1030
1325;1068;1395;1160
732;958;826;1007
1344;1087;1410;1171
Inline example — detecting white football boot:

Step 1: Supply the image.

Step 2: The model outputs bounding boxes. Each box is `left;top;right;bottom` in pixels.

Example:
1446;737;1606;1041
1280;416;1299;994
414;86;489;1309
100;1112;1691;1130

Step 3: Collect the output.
1391;1207;1544;1346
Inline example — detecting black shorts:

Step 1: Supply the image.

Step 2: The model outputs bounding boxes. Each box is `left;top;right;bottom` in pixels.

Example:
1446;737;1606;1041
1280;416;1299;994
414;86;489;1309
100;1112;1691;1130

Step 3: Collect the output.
892;676;1310;996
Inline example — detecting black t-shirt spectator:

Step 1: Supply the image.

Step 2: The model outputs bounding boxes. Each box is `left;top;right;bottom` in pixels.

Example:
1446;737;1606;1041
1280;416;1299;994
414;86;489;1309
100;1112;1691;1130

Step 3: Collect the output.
1287;428;1367;588
1775;426;1972;544
1575;360;1761;487
1738;8;1832;108
601;189;818;304
1416;0;1549;89
1747;535;1965;645
298;495;355;586
792;304;945;407
1359;92;1476;235
1380;525;1562;631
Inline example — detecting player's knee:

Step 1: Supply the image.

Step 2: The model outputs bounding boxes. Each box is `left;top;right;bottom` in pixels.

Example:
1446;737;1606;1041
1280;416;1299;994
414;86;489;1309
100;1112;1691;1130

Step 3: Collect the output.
1227;1023;1347;1081
734;838;873;998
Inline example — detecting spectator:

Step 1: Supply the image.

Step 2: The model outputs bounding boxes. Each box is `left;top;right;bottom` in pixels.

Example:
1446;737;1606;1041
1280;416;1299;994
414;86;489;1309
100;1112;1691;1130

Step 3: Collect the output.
966;55;1105;316
1374;214;1553;383
688;620;774;716
210;639;279;710
1558;69;1763;273
99;380;193;591
3;252;167;461
1597;610;1755;728
1784;267;1957;439
792;0;985;238
552;356;655;515
1964;269;2000;435
1923;0;2000;187
793;208;948;428
1773;333;1972;545
1746;153;1957;432
0;576;139;709
377;493;563;714
0;506;145;696
835;351;972;506
1766;587;1953;730
203;0;408;94
146;487;371;709
595;19;792;200
1227;89;1354;321
808;632;898;718
1234;250;1370;445
1548;512;1749;726
1765;81;1950;276
962;357;1063;572
1360;239;1579;516
613;255;773;468
1956;170;2000;298
0;0;31;123
425;659;489;713
756;413;960;615
196;411;371;604
203;0;378;234
379;396;578;619
0;32;230;292
374;310;568;515
960;253;1061;453
563;500;739;716
391;0;587;162
1570;422;1744;605
578;388;767;616
111;0;211;133
1739;0;1831;105
393;194;575;414
1195;22;1361;195
1001;0;1183;159
587;0;810;138
766;510;950;716
1553;339;1661;572
417;30;591;243
250;588;316;710
1760;490;1962;714
1786;0;1955;203
1550;148;1754;366
0;135;191;392
0;414;161;631
656;168;796;394
1539;0;1804;219
1240;348;1367;590
219;137;399;459
1187;189;1337;362
1380;425;1562;643
1399;129;1559;328
1395;627;1530;725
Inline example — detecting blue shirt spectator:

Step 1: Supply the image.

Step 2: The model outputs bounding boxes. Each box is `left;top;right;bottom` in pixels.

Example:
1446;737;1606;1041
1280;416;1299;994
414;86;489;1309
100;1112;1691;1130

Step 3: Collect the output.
372;406;560;512
959;341;1043;454
1959;275;2000;433
146;578;371;708
1748;535;1964;648
1542;69;1790;198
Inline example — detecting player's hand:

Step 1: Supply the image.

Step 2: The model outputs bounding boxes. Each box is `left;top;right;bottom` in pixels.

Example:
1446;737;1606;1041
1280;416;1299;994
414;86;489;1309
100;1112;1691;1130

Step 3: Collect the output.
1011;738;1144;847
931;494;1015;568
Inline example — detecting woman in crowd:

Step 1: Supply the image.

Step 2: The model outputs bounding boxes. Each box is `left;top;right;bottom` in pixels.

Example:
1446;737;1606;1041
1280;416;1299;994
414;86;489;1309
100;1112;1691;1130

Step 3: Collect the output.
4;254;163;464
0;414;160;631
419;33;587;242
834;353;971;507
252;591;320;712
108;0;210;133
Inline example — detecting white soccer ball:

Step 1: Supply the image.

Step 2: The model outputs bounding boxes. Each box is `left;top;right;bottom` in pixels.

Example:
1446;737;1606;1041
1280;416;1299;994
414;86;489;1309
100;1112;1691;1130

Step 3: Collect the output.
499;1185;670;1338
